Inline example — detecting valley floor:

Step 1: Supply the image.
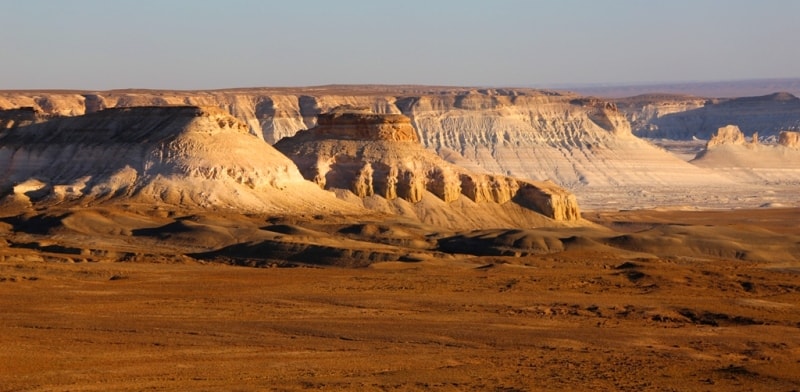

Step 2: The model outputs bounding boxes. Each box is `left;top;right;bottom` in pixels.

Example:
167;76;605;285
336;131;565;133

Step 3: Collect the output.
1;209;799;391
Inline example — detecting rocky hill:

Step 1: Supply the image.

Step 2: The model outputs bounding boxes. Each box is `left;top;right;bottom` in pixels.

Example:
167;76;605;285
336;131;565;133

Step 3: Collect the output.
0;106;359;214
275;109;580;229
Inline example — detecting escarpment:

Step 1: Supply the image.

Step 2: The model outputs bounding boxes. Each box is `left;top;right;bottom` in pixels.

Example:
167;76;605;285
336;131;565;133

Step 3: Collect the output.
0;106;359;213
618;92;800;140
275;110;581;227
0;87;749;208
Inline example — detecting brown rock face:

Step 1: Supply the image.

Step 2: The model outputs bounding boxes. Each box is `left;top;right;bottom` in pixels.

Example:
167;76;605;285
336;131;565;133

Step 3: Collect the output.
778;131;800;148
315;110;418;142
515;181;581;222
707;125;747;148
275;110;581;223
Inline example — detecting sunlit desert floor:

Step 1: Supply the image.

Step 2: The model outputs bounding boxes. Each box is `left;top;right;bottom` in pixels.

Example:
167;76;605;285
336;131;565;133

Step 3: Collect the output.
1;209;800;391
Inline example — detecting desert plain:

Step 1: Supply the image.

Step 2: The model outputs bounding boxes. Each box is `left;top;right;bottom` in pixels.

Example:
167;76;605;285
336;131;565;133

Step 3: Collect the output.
1;85;800;391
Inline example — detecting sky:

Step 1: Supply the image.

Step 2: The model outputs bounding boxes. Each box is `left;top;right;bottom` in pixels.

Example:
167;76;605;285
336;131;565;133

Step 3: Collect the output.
2;0;799;90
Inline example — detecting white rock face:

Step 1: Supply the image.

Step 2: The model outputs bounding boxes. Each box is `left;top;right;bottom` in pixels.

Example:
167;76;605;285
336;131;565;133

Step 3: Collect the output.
403;94;729;189
274;110;581;227
2;87;793;209
0;106;359;213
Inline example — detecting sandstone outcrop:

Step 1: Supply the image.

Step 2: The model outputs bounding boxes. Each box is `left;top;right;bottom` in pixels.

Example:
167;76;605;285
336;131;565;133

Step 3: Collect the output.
314;107;418;142
706;125;747;148
275;110;581;226
692;126;800;184
0;106;359;213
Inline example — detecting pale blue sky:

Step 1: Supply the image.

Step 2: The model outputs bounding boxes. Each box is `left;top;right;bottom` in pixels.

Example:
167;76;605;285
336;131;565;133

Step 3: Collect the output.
2;0;798;90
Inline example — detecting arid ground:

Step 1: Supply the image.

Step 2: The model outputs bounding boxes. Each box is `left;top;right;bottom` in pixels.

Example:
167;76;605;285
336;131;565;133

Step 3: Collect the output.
2;208;799;391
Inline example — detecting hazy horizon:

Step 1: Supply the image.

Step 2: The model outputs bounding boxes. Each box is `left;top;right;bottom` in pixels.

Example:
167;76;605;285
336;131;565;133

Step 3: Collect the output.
3;1;799;90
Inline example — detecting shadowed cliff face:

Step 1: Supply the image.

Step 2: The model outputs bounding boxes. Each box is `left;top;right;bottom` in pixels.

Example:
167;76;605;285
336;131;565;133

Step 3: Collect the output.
275;110;581;227
0;107;51;129
617;92;800;140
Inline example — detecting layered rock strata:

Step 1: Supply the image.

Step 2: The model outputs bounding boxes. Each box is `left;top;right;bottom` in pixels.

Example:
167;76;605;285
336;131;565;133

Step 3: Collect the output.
0;87;759;208
275;110;580;226
0;106;358;213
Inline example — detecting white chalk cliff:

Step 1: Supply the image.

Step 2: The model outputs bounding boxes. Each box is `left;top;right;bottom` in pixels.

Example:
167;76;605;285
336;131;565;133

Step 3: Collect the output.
0;106;359;214
3;87;785;209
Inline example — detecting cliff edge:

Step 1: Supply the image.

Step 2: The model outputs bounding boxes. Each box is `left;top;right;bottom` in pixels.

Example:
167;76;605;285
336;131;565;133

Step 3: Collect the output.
275;110;581;228
0;106;358;213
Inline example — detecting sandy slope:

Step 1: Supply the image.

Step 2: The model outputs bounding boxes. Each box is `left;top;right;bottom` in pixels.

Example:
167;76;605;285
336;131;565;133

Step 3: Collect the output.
692;144;800;185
